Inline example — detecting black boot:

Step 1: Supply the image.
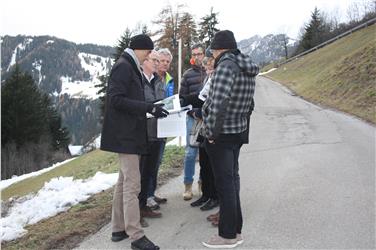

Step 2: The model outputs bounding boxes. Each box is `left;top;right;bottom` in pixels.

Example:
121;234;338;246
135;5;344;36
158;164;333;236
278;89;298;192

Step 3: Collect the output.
190;196;209;207
111;231;129;242
131;235;160;250
200;199;219;211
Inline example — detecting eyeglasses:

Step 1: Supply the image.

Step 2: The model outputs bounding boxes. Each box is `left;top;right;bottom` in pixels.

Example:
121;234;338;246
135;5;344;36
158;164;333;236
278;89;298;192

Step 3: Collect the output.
192;52;204;57
148;58;160;63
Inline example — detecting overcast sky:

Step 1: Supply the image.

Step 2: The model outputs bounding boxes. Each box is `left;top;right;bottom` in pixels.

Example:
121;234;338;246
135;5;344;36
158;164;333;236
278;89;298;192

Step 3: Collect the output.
1;0;359;46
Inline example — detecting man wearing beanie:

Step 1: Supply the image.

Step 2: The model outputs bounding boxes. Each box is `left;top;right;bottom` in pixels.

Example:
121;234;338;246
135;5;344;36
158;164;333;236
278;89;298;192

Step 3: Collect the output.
201;30;259;249
101;34;166;250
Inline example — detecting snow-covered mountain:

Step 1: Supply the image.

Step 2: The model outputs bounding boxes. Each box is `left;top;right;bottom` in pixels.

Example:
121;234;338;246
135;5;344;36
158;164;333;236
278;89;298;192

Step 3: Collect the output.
238;34;298;65
1;35;113;99
1;35;115;144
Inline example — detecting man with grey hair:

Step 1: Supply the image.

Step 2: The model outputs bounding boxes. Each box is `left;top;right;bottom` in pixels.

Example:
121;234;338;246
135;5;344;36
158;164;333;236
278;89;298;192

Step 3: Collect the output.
157;48;174;97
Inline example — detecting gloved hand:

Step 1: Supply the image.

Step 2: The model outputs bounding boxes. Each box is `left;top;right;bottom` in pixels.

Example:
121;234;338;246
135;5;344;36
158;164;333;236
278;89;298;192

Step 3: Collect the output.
179;95;188;107
147;103;169;118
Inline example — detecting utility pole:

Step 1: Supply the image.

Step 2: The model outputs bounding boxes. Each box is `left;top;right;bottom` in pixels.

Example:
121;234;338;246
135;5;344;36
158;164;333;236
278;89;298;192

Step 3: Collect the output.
178;38;182;147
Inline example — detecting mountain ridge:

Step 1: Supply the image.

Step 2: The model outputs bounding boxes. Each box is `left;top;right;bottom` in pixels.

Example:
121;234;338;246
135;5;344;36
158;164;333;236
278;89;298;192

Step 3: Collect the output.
1;35;115;144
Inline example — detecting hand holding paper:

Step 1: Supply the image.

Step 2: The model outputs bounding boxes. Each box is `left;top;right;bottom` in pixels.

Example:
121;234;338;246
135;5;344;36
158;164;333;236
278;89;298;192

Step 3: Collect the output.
148;103;169;118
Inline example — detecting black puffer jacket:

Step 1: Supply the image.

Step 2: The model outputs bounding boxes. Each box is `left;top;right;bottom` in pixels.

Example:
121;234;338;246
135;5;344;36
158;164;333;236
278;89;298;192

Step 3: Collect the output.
179;65;206;96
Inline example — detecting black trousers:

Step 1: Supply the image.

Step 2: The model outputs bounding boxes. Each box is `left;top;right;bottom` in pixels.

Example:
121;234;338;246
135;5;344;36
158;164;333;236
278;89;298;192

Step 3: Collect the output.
204;139;243;239
199;147;217;199
138;141;163;208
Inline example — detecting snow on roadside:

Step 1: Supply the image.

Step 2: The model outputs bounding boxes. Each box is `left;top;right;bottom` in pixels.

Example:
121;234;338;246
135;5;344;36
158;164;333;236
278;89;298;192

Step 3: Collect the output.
0;158;76;191
1;172;118;241
259;68;277;75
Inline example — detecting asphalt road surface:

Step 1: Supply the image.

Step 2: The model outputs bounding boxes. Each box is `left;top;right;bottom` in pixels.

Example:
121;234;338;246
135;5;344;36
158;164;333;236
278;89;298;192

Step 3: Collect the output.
77;76;375;249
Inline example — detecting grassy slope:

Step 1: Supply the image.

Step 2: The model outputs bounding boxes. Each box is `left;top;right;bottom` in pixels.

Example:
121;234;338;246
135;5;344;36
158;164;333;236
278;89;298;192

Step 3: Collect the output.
2;145;184;250
2;149;118;200
266;24;376;124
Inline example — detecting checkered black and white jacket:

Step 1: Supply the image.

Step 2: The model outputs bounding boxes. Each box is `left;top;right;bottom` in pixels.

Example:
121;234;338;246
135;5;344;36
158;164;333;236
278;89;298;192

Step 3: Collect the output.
202;50;259;140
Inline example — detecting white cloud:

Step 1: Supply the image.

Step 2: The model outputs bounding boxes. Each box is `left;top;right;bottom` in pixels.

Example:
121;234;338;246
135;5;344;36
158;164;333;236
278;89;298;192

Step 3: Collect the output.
1;0;356;46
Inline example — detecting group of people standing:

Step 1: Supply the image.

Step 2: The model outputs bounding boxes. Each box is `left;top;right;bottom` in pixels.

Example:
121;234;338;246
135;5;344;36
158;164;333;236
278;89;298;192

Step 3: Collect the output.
100;30;259;250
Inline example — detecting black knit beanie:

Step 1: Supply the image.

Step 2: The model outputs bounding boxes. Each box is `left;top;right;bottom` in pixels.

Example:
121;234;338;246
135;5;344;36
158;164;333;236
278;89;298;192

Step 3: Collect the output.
129;34;154;50
210;30;237;50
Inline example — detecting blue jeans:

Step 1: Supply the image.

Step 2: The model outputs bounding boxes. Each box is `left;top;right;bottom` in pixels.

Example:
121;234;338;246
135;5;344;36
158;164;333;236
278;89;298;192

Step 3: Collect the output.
183;115;199;184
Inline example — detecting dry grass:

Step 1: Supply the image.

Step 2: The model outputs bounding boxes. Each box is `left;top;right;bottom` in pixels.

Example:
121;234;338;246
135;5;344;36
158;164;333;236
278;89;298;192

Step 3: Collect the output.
266;24;376;124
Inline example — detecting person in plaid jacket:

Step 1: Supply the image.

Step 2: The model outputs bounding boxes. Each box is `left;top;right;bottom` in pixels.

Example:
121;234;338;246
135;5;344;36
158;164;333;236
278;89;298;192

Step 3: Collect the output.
201;30;259;249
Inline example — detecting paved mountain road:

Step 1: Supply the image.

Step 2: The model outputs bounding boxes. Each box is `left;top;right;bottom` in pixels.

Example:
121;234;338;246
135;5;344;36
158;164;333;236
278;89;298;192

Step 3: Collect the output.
77;76;375;249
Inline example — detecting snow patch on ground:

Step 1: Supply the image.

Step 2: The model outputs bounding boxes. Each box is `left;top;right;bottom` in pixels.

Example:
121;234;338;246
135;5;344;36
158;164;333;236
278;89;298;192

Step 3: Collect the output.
1;172;118;241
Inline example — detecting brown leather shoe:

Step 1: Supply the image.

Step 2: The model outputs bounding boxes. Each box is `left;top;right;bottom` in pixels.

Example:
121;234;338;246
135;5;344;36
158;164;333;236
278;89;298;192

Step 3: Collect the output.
207;211;219;221
154;196;167;204
140;207;162;218
211;217;219;227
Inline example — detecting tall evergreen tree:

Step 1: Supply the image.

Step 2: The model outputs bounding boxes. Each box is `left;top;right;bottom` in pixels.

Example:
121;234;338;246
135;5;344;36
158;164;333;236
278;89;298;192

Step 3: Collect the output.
2;65;48;147
198;7;220;48
2;66;70;179
43;94;70;150
113;28;133;61
296;7;326;53
1;65;70;149
178;12;199;71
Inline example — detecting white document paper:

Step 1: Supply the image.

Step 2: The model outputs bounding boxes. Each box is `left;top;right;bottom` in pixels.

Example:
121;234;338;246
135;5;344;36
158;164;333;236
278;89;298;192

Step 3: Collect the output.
157;111;188;138
147;94;186;118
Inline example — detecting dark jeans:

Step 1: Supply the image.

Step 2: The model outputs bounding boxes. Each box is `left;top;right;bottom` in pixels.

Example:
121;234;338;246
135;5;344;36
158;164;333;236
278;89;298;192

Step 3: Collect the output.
147;141;166;198
199;147;217;200
204;139;243;239
139;141;164;208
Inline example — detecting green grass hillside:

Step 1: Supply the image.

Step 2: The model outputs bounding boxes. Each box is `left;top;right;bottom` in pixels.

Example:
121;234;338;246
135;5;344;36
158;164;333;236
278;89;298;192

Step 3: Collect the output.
266;24;376;124
2;149;118;200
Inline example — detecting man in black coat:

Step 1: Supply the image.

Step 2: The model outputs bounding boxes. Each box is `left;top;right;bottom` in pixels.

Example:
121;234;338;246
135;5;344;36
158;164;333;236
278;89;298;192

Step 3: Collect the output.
179;43;207;201
100;34;167;250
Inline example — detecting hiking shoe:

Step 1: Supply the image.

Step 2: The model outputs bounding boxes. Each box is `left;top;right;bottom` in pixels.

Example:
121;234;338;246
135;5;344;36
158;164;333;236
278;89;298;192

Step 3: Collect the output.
131;235;160;250
202;234;237;248
190;196;209;207
154;196;167;204
147;197;160;210
200;199;219;211
140;206;162;218
111;231;129;242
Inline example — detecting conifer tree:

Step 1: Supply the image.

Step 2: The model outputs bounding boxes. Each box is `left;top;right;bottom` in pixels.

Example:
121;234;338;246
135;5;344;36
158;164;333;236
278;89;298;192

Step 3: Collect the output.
178;12;199;70
1;65;70;149
296;7;326;53
2;65;47;147
113;28;133;61
1;65;70;178
198;7;220;48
